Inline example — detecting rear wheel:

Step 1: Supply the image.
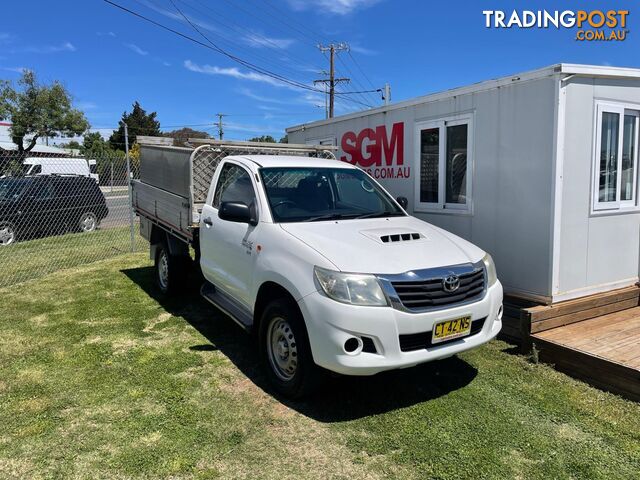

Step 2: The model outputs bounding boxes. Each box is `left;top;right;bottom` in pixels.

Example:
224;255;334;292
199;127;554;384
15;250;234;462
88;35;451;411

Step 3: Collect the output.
154;243;189;294
259;298;320;398
78;212;98;233
0;222;17;246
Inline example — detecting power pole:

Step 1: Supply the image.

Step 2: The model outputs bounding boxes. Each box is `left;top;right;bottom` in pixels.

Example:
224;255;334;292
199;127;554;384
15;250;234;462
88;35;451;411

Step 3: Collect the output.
216;113;225;140
315;43;349;118
383;83;391;106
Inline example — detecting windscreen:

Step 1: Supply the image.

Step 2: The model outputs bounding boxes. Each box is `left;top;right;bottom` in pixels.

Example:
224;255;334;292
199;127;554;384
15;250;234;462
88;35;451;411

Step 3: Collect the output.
260;167;404;223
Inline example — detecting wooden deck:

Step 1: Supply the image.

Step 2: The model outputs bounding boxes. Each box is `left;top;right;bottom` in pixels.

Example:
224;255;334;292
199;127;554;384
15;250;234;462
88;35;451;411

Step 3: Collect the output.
531;305;640;401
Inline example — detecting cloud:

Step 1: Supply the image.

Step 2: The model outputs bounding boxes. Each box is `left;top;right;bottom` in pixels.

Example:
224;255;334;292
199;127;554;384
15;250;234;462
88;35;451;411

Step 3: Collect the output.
2;66;27;73
237;88;289;104
286;0;381;15
18;42;76;54
184;60;291;88
137;0;221;34
76;101;98;110
97;31;116;37
124;43;149;56
350;44;378;56
243;33;295;49
0;33;14;44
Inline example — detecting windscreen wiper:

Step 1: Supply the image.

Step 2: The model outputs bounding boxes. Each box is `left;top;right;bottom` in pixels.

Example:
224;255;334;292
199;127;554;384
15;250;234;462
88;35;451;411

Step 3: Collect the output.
303;213;347;222
354;211;405;219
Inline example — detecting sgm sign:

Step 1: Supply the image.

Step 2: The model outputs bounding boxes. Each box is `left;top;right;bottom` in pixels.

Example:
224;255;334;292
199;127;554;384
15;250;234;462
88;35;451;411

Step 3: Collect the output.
483;10;630;41
340;122;410;179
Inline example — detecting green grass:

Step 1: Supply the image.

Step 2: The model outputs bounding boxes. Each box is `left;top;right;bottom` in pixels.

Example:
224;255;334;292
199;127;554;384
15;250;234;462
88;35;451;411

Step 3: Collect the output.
0;226;145;288
0;255;639;479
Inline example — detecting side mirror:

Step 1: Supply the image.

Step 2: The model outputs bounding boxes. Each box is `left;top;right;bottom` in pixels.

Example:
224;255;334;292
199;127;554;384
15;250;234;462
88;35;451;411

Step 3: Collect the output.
219;201;258;226
396;196;408;210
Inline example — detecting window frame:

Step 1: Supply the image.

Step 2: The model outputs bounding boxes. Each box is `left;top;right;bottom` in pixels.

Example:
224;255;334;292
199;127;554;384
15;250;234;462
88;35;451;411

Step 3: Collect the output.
413;113;474;214
592;101;640;213
209;161;258;211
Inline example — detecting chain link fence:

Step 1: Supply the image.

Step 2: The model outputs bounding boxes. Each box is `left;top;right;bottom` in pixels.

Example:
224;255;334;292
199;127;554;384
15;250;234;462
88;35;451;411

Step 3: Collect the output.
0;149;146;288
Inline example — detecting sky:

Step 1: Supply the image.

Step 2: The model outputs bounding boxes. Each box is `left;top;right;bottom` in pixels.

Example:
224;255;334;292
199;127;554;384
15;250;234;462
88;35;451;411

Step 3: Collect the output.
0;0;638;142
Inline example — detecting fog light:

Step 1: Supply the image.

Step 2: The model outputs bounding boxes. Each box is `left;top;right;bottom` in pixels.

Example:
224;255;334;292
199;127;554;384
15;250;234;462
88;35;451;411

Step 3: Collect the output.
343;337;363;355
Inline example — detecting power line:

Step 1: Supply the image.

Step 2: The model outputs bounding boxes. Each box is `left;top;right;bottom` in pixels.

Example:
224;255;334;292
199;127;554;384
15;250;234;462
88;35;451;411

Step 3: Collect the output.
170;0;321;83
103;0;372;110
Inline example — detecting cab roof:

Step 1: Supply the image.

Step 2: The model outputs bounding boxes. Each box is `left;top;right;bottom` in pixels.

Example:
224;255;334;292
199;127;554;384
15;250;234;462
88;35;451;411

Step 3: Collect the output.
227;154;352;169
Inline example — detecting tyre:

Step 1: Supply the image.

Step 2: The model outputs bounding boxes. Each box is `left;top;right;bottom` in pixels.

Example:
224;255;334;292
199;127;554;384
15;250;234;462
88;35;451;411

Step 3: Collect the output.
0;222;17;246
78;212;98;233
154;243;189;294
259;298;320;399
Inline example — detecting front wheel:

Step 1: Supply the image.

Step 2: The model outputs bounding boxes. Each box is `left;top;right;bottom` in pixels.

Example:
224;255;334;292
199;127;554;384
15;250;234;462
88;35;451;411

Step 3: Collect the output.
0;222;17;246
154;243;189;294
259;298;320;398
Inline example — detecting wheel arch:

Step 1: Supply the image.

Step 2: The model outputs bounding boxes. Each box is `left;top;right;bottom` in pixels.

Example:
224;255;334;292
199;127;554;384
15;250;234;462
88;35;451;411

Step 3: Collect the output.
253;281;301;336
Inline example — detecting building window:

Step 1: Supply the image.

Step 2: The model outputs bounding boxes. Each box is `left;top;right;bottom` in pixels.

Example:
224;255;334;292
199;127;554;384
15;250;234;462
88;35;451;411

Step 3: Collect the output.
593;102;639;212
415;115;473;212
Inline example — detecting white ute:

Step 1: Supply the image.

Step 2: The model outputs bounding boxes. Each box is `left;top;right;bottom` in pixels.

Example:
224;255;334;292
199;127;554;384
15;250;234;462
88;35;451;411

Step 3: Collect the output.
133;140;503;397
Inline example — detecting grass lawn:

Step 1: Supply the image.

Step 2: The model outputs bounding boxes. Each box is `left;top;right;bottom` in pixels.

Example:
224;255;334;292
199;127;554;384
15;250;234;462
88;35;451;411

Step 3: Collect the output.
0;254;639;479
0;226;145;288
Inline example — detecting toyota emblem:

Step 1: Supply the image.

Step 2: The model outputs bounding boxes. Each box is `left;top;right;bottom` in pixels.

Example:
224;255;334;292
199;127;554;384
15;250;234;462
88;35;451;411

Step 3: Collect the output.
442;274;460;293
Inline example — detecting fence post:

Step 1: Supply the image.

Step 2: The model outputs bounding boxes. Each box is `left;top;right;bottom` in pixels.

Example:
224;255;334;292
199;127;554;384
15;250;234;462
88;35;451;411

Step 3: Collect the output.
110;159;114;193
124;122;135;253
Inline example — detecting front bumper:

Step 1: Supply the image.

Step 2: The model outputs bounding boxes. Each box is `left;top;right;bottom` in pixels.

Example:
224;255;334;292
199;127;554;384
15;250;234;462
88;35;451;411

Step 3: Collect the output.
297;281;503;375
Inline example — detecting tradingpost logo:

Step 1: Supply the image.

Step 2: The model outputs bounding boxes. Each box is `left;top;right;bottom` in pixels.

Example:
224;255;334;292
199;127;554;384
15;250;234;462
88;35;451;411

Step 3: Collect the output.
482;9;630;41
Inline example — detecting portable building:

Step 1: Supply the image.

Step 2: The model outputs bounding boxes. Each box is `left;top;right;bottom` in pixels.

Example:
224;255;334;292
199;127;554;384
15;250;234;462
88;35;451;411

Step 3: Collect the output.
287;64;640;306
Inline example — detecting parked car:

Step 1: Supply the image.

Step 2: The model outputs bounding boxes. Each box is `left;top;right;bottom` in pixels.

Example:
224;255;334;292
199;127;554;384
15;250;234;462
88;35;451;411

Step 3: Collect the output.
23;157;99;183
0;175;109;246
133;141;503;398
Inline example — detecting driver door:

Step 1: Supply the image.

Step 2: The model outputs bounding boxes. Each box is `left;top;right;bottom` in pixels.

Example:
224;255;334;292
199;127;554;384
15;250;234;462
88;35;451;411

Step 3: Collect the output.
199;162;260;309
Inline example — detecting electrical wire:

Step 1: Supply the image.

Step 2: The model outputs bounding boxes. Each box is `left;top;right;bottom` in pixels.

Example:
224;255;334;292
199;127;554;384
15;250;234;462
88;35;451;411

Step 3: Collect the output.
103;0;372;109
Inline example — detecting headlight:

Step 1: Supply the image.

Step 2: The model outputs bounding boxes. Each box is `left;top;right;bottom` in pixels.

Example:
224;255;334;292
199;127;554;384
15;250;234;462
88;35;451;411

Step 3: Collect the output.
314;266;388;306
482;253;497;287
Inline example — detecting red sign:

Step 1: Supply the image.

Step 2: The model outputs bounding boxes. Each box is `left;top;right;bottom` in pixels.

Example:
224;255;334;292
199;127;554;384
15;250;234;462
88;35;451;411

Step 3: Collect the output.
340;122;404;167
339;122;409;179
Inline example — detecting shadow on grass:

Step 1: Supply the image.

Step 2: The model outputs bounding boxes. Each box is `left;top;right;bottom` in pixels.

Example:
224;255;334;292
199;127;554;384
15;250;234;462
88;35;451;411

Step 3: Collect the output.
122;265;478;422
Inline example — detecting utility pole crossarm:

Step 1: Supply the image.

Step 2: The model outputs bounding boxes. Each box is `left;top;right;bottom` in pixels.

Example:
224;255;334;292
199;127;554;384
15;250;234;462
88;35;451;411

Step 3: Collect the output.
317;42;350;118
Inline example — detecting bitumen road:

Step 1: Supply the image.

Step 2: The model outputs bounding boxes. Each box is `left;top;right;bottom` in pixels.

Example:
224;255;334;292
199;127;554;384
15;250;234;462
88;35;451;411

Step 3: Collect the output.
101;194;135;229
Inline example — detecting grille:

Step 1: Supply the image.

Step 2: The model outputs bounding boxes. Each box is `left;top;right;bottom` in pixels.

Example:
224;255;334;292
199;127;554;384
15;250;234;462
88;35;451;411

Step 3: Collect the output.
391;268;485;310
399;318;486;352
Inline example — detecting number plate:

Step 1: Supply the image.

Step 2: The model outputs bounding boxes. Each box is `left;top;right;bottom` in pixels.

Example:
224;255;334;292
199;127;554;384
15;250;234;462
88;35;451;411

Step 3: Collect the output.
432;315;472;344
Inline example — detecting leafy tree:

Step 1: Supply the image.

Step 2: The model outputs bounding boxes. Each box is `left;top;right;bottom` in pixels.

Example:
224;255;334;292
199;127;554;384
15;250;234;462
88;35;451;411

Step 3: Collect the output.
247;135;277;143
109;101;160;150
279;135;288;144
58;140;82;150
0;70;89;154
83;131;110;155
163;127;209;147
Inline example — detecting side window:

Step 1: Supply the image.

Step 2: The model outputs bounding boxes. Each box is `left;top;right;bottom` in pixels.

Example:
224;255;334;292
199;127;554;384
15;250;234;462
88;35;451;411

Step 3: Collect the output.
415;115;472;212
30;164;42;175
213;164;256;208
593;102;639;211
32;180;56;200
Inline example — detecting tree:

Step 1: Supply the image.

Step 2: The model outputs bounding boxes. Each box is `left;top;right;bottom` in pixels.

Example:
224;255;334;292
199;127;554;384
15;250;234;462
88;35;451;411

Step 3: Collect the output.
82;132;112;156
0;70;89;154
58;140;82;150
247;135;277;143
109;101;160;150
162;127;209;147
279;135;288;144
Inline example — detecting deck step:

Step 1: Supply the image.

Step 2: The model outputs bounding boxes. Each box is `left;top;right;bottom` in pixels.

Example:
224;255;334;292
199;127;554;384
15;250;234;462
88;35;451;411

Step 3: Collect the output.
523;285;640;334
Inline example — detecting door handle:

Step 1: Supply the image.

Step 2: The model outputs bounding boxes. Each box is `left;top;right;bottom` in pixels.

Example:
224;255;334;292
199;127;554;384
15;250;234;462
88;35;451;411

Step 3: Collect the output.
203;217;213;227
